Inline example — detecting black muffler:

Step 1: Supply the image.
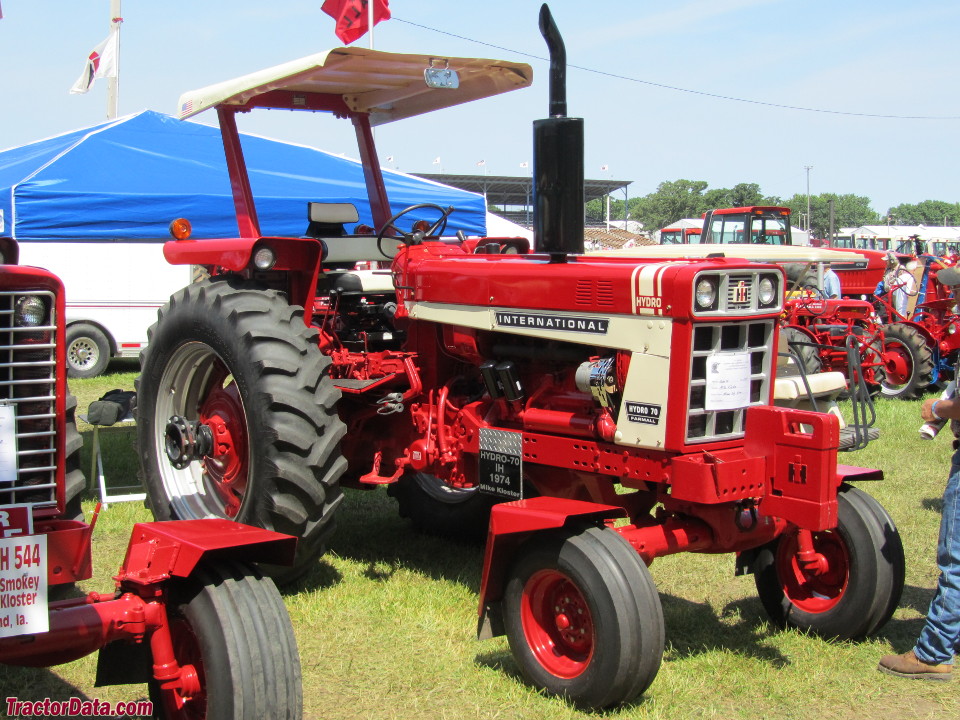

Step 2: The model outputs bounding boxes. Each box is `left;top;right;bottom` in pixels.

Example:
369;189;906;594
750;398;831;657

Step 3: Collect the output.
533;4;585;262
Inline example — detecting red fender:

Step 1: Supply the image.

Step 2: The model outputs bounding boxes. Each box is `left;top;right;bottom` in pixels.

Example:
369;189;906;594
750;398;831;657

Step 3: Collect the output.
476;497;624;640
117;519;297;585
163;235;324;316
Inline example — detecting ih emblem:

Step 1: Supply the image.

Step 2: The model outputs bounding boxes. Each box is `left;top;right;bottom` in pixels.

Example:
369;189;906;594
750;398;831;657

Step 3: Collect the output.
734;280;748;304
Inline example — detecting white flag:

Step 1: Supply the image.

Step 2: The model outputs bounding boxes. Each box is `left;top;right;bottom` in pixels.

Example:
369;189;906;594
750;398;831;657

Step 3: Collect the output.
519;161;529;168
476;160;485;167
70;31;119;95
432;157;441;165
600;164;609;171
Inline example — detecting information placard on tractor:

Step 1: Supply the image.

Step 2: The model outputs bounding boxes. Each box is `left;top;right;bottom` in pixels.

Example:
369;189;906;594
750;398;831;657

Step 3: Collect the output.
478;428;523;500
0;534;48;638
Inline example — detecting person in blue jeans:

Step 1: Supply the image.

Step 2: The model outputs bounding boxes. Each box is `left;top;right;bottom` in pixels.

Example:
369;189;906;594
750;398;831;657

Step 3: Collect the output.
878;266;960;681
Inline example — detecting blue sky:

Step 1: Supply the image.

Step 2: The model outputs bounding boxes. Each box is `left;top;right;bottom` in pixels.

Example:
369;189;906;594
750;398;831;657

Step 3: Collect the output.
2;1;958;216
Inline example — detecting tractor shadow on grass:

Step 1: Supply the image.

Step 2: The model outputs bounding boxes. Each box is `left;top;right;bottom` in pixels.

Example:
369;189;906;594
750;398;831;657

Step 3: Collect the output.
288;487;486;595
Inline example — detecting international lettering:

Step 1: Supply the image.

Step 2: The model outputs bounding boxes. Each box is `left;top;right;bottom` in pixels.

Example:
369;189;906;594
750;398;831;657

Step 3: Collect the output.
495;312;609;334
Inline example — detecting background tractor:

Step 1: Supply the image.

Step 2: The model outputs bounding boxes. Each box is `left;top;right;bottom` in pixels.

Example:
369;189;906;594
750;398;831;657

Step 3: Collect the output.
0;235;304;719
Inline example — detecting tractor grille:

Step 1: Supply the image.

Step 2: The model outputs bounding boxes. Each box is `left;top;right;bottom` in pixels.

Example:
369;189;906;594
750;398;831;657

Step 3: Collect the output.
686;319;775;443
0;290;58;509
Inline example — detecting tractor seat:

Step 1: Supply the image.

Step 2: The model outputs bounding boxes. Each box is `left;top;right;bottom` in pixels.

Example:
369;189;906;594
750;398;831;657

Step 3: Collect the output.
329;268;396;293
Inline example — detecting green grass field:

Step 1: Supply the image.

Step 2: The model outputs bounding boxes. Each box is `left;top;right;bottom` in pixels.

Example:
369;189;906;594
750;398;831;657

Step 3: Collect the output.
2;362;958;720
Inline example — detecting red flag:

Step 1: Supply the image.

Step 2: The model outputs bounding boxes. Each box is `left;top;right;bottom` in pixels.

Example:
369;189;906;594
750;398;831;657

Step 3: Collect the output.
321;0;391;45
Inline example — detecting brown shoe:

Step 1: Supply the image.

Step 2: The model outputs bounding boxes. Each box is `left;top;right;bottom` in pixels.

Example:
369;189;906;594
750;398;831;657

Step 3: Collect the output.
878;650;953;681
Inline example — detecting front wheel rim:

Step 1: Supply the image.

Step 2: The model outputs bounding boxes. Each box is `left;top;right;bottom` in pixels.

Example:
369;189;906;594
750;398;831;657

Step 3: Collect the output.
520;569;594;679
153;342;251;520
775;529;849;614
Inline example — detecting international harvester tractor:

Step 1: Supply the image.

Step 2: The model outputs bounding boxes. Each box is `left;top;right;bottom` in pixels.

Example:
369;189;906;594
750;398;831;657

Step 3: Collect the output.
138;6;904;709
0;237;304;717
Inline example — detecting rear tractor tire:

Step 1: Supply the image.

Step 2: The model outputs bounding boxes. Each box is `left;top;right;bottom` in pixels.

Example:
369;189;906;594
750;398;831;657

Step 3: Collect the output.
503;526;664;709
880;322;934;399
137;277;348;582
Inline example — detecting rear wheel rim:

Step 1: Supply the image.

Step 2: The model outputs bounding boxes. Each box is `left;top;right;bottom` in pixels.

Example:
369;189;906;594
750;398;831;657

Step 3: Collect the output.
154;342;250;520
520;569;594;679
775;529;849;614
883;343;913;388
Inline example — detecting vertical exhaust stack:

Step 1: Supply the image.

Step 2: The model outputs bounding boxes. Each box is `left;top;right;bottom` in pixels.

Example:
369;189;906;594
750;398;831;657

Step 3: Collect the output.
533;4;585;262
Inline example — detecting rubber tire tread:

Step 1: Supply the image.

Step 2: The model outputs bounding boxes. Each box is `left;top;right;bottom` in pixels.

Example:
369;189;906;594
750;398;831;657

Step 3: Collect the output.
151;561;302;720
64;392;85;521
848;486;905;635
752;485;902;639
781;326;822;376
137;277;347;582
503;526;664;709
388;471;496;542
880;322;934;399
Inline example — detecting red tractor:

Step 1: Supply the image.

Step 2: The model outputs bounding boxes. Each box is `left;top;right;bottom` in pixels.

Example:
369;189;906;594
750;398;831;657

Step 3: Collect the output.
0;235;304;718
137;6;904;709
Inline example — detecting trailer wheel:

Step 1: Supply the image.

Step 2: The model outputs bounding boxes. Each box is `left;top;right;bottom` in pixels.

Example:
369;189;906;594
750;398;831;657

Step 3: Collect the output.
137;278;347;582
150;561;302;720
66;323;111;379
503;526;664;709
753;485;904;639
880;322;934;399
388;471;496;542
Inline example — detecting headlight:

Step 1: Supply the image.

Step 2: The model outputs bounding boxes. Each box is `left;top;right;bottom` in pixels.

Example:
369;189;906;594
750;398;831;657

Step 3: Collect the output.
15;296;47;327
253;245;277;270
758;276;777;306
950;323;958;335
695;277;717;309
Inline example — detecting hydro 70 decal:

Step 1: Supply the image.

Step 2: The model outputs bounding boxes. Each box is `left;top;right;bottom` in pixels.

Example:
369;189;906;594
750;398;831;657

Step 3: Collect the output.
631;264;668;316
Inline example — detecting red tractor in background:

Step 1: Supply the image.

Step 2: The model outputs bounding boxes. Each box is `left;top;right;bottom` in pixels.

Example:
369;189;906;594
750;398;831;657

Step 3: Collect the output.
136;5;904;709
696;206;934;399
0;235;304;718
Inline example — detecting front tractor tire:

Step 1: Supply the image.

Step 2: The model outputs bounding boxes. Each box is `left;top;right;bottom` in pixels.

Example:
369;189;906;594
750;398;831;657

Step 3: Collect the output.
752;485;905;639
880;322;934;399
150;561;302;720
503;526;664;710
137;278;347;582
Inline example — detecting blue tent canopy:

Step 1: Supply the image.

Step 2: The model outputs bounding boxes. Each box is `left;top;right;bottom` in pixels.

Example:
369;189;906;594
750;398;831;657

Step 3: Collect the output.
0;110;486;241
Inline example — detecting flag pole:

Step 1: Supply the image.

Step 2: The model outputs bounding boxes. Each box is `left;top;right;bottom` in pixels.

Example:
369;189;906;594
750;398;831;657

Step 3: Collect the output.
368;0;375;49
107;0;122;119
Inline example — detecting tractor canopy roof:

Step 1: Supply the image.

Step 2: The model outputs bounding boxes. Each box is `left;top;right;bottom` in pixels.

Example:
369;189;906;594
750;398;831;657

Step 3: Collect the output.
178;47;533;125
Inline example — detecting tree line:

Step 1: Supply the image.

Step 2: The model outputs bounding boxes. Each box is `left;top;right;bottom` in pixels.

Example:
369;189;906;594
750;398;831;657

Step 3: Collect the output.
586;179;960;238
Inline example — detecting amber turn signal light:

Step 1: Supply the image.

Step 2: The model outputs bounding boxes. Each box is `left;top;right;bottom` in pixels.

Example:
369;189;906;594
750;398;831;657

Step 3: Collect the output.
169;217;193;240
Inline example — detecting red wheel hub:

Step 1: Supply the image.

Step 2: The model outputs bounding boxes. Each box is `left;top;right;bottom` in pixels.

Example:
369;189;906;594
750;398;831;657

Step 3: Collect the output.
883;344;911;385
198;367;249;518
776;528;849;614
520;569;594;679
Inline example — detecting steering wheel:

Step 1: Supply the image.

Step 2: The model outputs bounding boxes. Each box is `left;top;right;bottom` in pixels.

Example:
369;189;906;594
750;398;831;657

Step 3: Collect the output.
376;203;454;259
